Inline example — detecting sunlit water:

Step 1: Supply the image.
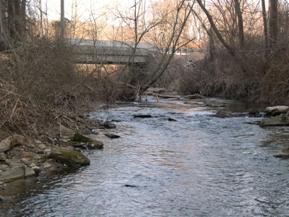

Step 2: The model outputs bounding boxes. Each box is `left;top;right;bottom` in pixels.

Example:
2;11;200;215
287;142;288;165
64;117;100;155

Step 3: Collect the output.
2;98;289;217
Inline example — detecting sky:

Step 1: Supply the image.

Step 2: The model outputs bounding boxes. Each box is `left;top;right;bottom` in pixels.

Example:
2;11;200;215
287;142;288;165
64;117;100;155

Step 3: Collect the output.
43;0;136;21
43;0;269;21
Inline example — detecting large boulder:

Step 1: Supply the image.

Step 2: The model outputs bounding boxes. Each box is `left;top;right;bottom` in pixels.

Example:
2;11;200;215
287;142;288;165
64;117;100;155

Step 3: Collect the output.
265;106;289;116
0;165;35;182
259;114;289;127
49;149;90;169
0;135;28;153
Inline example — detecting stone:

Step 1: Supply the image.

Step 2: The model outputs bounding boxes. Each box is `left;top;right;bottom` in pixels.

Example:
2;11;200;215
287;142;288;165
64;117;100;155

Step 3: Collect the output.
49;149;90;169
0;153;6;161
71;133;104;150
88;140;104;149
265;106;289;116
184;94;205;99
103;121;116;129
168;118;177;122
157;94;180;99
30;163;41;175
71;133;91;143
274;148;289;159
145;87;167;95
59;125;75;139
133;114;153;118
0;165;35;182
274;153;289;159
104;133;121;139
38;144;47;150
0;135;28;153
259;114;289;127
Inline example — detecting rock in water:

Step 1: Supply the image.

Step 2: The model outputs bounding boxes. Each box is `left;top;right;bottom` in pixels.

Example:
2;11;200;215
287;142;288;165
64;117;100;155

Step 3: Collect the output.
103;121;116;129
88;139;104;149
104;133;121;139
274;148;289;159
71;133;91;143
274;153;289;159
168;118;177;122
133;114;153;118
259;114;289;127
71;133;104;150
265;106;289;116
49;149;90;169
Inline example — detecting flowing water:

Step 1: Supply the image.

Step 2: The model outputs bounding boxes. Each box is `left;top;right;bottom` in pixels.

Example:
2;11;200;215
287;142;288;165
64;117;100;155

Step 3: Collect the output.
2;98;289;217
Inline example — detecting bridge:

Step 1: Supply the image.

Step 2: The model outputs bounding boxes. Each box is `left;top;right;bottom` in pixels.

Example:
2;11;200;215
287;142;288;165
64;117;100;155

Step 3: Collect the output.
69;39;204;65
70;39;153;65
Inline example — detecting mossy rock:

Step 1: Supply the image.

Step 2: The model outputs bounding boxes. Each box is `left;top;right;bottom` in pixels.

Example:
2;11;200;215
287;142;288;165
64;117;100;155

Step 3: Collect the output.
49;149;90;169
259;114;289;127
71;133;92;143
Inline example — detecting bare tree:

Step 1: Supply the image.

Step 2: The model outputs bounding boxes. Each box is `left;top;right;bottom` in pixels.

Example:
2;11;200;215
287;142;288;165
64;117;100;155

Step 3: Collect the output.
0;0;6;48
60;0;65;40
269;0;278;47
234;0;244;48
261;0;269;51
195;0;236;56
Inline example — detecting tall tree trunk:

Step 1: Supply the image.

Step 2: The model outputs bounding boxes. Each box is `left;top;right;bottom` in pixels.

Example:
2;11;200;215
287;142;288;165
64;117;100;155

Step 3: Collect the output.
20;0;26;38
0;0;5;49
261;0;269;52
234;0;245;48
60;0;65;40
8;0;16;40
268;0;278;47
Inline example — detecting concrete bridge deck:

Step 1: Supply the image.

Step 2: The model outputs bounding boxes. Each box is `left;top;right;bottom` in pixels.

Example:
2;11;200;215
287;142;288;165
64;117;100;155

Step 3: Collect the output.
70;39;204;65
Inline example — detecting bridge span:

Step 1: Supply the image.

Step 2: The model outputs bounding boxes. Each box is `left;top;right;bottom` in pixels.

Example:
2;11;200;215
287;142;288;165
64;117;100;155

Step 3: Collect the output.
69;39;204;65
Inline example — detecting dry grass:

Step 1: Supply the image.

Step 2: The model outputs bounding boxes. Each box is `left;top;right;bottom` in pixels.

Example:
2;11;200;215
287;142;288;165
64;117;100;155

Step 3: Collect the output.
0;39;122;140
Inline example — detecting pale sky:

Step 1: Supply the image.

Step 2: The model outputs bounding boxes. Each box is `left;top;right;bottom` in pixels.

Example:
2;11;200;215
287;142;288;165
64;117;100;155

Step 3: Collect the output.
43;0;270;21
43;0;136;21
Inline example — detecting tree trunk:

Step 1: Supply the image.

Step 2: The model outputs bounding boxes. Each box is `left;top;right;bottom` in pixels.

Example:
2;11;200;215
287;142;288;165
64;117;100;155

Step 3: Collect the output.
268;0;278;47
261;0;269;52
0;0;5;49
234;0;245;48
60;0;65;40
8;0;16;40
19;0;26;38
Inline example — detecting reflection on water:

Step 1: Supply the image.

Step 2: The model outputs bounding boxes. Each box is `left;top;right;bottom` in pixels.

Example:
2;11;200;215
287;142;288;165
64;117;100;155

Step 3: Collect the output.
2;98;289;217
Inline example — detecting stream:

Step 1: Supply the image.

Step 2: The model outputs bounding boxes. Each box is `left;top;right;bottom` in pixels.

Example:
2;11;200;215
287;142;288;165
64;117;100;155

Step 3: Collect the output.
2;98;289;217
